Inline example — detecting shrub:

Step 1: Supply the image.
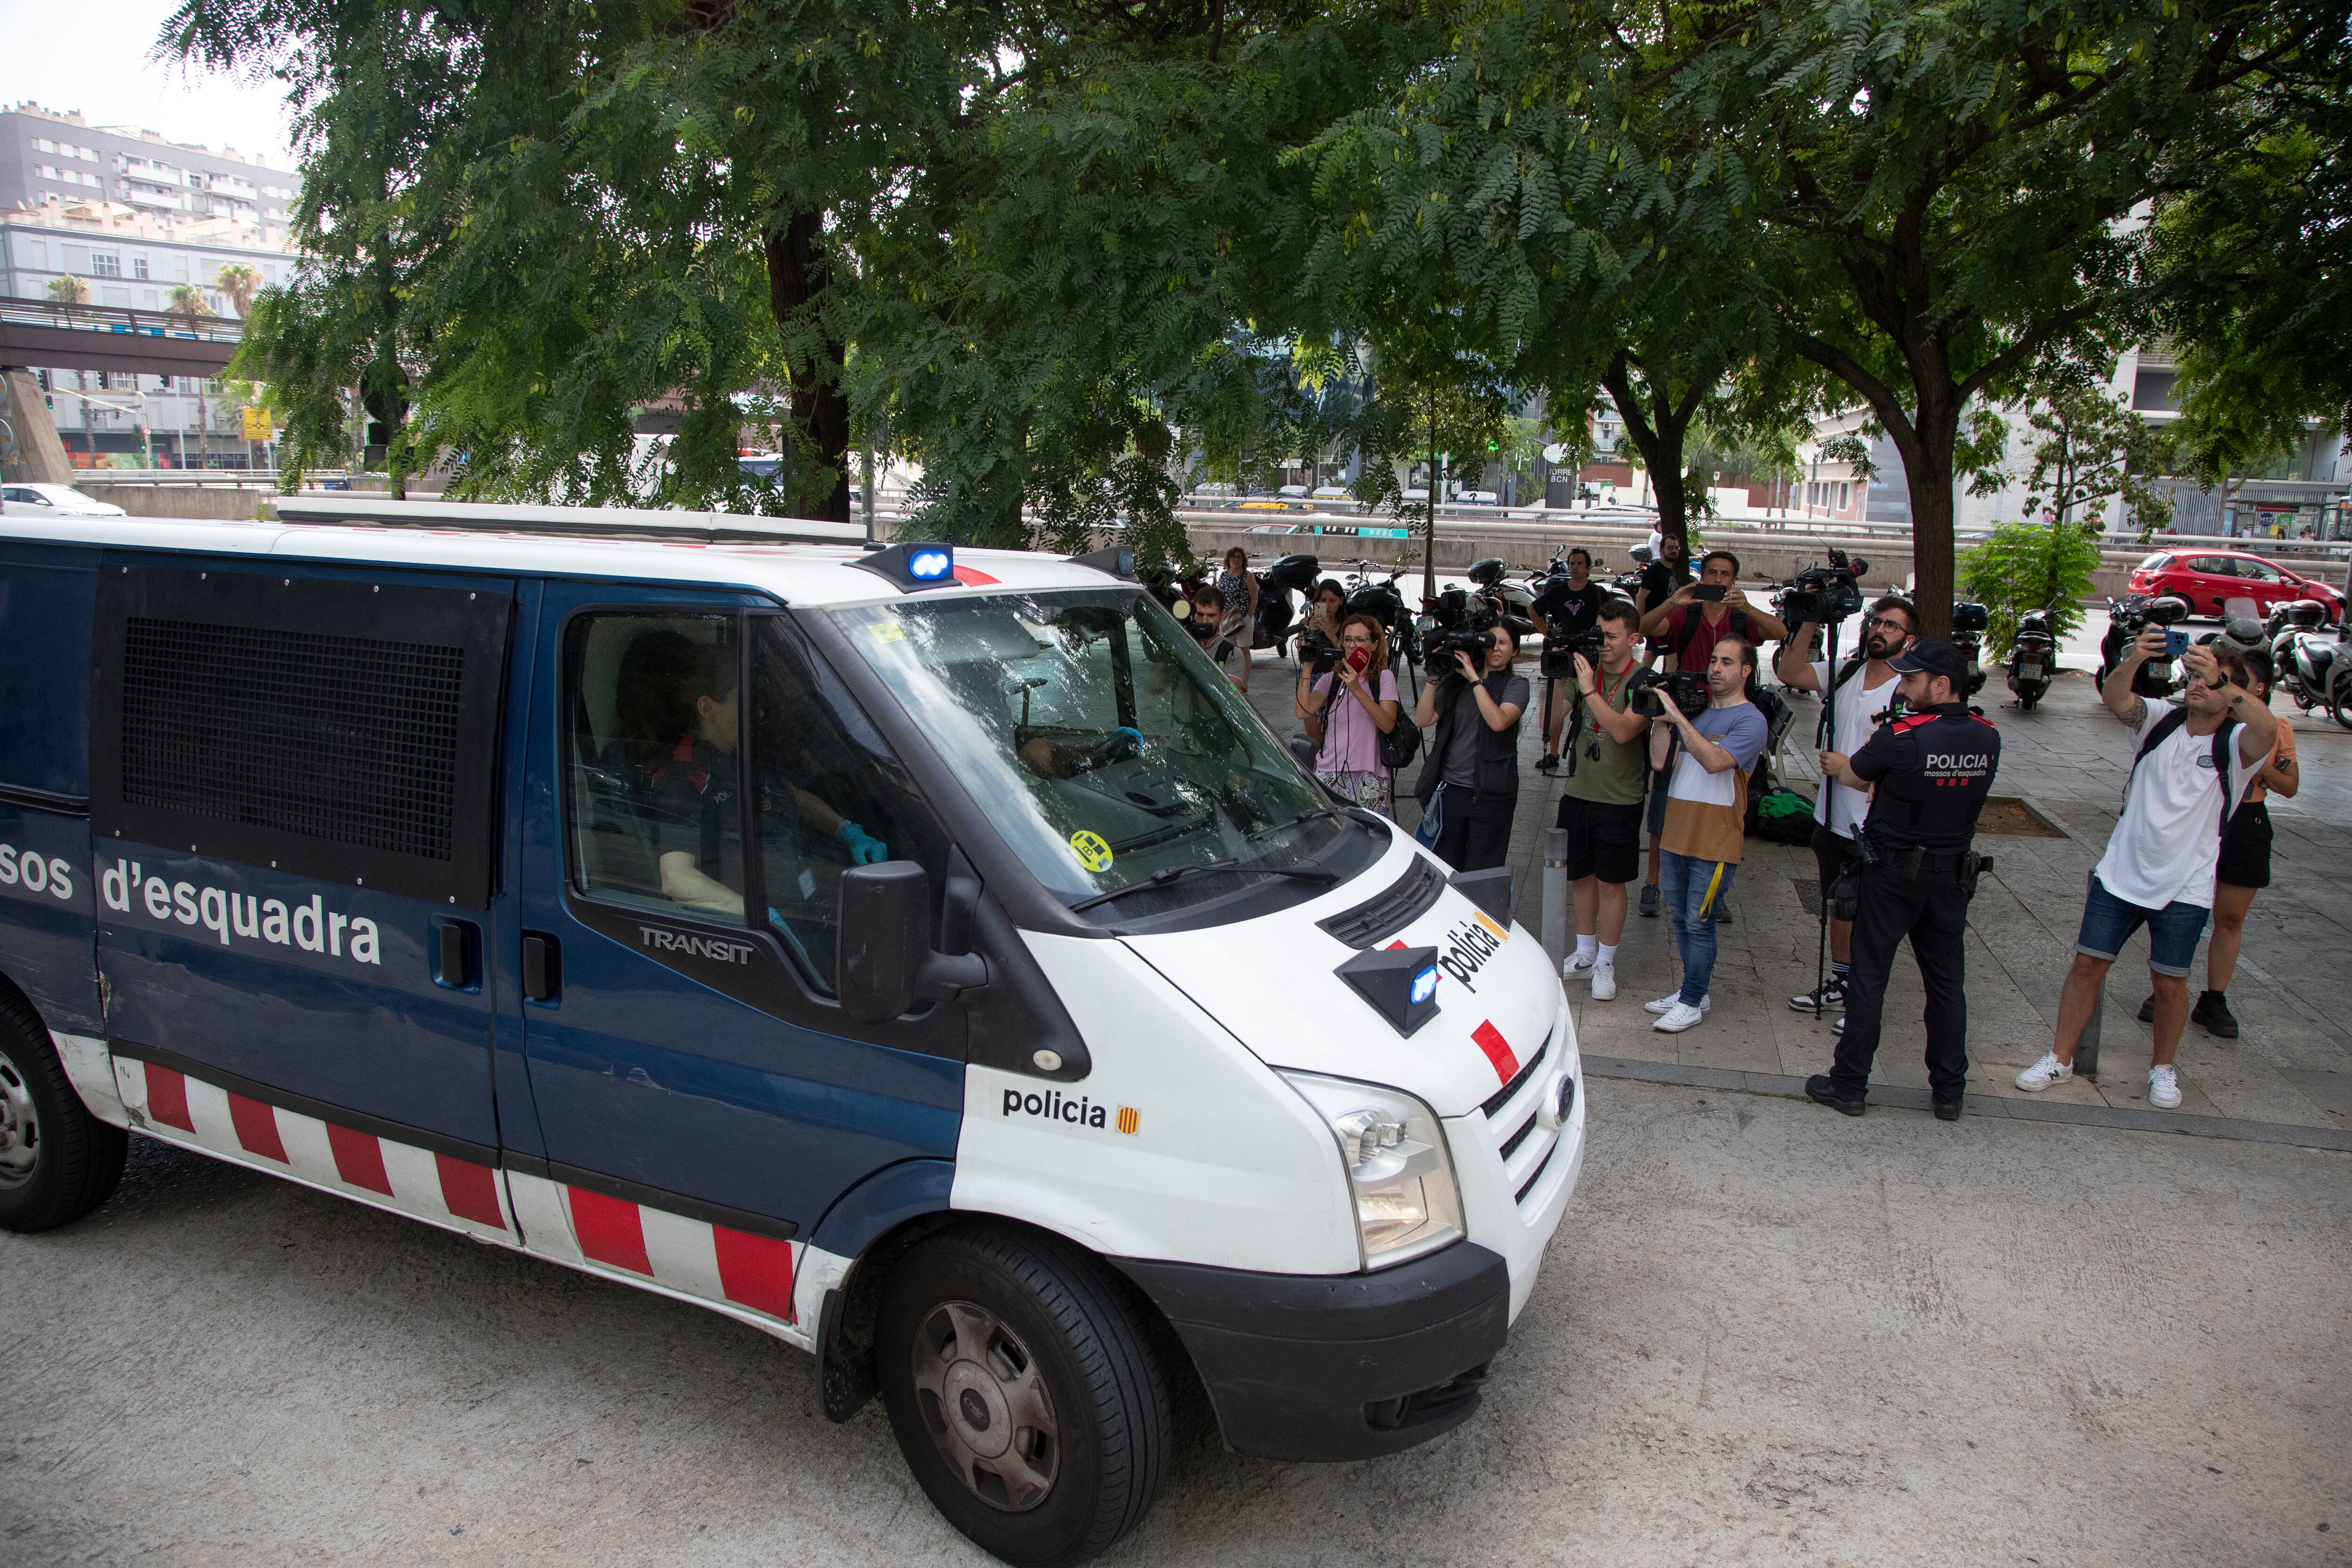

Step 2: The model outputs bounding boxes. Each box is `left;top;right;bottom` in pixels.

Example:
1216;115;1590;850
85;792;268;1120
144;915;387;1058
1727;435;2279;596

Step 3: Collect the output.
1958;519;2105;658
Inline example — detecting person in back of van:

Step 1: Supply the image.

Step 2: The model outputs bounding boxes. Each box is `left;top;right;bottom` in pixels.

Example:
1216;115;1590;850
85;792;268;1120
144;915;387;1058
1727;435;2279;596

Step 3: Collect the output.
1411;621;1527;872
620;632;887;919
1297;613;1400;811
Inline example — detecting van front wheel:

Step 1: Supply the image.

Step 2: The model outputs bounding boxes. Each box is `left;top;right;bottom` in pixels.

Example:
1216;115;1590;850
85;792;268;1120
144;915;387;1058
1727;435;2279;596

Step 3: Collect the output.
0;997;127;1234
876;1224;1171;1566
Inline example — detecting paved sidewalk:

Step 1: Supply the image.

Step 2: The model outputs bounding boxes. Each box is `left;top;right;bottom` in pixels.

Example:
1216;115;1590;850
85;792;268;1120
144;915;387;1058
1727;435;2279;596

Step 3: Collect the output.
1244;640;2352;1146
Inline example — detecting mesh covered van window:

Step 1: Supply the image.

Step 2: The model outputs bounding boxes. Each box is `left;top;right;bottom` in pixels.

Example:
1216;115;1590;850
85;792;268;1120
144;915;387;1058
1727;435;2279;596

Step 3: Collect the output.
91;562;513;907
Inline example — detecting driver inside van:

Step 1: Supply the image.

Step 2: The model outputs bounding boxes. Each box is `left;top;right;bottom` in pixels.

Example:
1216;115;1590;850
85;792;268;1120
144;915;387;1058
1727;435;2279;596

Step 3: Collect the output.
618;631;889;920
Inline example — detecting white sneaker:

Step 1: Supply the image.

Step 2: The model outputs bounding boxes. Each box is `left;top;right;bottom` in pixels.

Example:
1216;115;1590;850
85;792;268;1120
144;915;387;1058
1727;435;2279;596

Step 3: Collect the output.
2014;1052;2074;1092
1563;952;1597;980
1653;1001;1706;1033
2148;1064;2183;1109
1590;962;1617;1001
1643;992;1712;1015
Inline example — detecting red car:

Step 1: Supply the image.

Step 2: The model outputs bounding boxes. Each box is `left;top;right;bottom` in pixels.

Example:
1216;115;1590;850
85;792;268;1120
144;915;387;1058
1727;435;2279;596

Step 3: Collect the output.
2128;548;2344;623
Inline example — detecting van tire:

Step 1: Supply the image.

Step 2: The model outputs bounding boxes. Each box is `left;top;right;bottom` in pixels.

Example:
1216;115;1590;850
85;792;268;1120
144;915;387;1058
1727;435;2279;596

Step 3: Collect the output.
875;1224;1171;1566
0;995;127;1234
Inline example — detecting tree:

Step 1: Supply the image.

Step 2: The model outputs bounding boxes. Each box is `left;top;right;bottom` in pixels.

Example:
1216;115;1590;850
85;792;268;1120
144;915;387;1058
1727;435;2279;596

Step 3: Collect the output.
2007;377;2176;536
168;284;216;465
46;274;89;309
215;262;263;318
1958;518;2105;659
1738;0;2348;637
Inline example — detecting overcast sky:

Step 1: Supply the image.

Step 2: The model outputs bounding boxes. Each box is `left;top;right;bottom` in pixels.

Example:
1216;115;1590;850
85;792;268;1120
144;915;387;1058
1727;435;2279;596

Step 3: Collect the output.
0;0;298;170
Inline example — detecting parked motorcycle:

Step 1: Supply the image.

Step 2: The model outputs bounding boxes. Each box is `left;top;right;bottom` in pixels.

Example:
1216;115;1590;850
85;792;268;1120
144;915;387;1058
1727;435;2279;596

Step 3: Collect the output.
2269;597;2352;729
1952;600;1991;698
2098;592;2191;695
2006;608;2057;710
1339;561;1420;681
1252;552;1323;657
1464;556;1539;637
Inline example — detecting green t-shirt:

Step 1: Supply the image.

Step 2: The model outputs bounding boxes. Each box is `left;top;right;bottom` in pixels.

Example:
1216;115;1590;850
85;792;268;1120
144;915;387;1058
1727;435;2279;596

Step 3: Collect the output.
1562;662;1651;805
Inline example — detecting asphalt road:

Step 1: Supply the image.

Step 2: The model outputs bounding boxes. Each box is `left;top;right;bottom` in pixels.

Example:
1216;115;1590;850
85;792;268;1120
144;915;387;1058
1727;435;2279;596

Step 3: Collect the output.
5;1078;2346;1567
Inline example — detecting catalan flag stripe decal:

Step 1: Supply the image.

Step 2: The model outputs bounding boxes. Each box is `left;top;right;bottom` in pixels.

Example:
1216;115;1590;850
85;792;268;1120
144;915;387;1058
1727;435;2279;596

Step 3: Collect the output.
1471;1020;1518;1083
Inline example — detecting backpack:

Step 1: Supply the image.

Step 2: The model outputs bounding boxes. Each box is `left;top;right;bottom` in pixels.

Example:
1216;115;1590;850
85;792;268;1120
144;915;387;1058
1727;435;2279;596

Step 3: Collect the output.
2128;707;2241;836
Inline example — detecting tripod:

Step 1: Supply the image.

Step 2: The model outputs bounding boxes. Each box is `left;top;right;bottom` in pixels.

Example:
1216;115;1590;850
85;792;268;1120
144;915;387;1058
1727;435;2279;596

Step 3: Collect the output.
1811;615;1844;1021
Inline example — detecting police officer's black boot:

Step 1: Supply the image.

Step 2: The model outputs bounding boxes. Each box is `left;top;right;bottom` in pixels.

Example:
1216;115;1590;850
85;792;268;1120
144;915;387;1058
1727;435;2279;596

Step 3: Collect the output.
1805;1075;1864;1116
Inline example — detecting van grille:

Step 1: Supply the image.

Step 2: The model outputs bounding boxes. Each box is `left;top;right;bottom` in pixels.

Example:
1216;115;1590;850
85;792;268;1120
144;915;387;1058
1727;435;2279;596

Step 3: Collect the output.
1317;857;1445;949
1481;1035;1548;1119
119;617;465;862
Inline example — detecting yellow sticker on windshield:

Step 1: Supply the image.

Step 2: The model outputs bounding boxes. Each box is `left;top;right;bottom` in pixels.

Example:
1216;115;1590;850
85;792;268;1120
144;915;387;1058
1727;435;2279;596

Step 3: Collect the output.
1068;831;1114;872
871;622;907;643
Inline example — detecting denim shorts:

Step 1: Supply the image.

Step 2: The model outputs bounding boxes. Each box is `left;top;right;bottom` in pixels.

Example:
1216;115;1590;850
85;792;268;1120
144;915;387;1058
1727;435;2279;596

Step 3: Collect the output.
2075;876;2210;977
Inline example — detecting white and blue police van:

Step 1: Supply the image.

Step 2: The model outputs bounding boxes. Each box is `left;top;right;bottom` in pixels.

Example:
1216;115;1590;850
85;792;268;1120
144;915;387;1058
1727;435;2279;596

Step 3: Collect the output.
0;497;1583;1563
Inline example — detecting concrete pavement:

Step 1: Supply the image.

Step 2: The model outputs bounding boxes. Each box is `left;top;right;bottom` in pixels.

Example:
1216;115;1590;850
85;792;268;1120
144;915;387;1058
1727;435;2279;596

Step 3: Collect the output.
4;1078;2345;1565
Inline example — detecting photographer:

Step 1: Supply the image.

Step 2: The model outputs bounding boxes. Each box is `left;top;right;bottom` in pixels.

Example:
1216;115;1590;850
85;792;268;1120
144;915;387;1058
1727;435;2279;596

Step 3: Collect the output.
1412;621;1529;872
1635;533;1693;621
2134;649;2297;1040
1295;614;1401;812
2014;637;2278;1110
1775;595;1918;1017
1640;549;1789;673
1533;549;1606;772
1644;637;1769;1033
1804;642;1999;1120
1556;600;1650;1000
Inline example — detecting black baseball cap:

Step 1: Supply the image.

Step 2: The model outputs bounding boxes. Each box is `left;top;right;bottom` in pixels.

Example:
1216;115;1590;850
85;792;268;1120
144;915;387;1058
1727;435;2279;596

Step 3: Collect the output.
1889;639;1968;688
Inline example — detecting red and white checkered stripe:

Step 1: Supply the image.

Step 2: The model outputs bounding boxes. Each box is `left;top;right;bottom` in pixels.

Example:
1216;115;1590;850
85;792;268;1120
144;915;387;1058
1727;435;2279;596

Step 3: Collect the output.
115;1055;514;1241
113;1054;826;1346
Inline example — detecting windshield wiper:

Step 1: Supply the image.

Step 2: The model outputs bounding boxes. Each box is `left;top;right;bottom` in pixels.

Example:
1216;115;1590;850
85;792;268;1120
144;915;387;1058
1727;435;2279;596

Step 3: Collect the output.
1069;857;1340;913
1244;805;1345;842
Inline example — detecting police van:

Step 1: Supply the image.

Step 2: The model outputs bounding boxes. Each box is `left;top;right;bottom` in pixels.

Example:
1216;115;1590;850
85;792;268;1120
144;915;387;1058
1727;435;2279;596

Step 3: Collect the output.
0;498;1583;1564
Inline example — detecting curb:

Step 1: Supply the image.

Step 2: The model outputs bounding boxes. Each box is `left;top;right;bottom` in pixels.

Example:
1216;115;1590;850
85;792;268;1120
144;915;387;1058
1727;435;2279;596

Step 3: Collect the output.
1581;1055;2352;1153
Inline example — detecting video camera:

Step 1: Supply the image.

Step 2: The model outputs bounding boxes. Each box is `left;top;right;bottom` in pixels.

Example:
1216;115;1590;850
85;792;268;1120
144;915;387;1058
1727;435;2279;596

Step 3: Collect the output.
1428;621;1499;680
1299;627;1341;676
1776;548;1871;627
1542;625;1605;679
1628;668;1709;719
2108;593;2191;697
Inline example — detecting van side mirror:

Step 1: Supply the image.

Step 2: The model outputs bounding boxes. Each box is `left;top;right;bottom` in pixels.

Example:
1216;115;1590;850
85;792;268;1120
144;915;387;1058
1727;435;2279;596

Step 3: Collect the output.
837;861;989;1024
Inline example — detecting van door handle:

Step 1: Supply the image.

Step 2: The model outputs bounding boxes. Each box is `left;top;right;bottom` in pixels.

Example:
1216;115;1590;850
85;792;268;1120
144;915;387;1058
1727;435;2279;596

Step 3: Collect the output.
521;932;561;1003
435;917;479;990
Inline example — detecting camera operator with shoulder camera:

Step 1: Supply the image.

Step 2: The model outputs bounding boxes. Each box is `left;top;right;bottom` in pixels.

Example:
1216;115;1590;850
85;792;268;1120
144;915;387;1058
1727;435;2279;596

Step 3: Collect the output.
1556;600;1651;999
1805;642;2000;1120
1642;637;1770;1033
1411;621;1529;872
1775;594;1918;1018
1534;548;1605;772
2014;636;2277;1110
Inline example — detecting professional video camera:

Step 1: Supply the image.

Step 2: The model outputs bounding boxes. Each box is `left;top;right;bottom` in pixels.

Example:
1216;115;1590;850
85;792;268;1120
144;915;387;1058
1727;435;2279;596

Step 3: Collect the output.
1298;626;1341;676
2103;593;2192;697
1427;616;1499;680
1628;668;1710;718
1542;623;1606;679
1776;548;1872;627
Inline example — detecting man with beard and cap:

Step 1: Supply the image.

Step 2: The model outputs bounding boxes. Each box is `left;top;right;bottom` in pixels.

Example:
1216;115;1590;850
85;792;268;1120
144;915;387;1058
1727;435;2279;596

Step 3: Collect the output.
1775;595;1919;1025
1807;640;2001;1120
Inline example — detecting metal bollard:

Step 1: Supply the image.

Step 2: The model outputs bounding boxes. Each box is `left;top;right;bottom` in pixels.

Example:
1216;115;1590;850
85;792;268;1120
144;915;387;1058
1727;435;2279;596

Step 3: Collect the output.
1542;827;1569;975
2074;868;2102;1081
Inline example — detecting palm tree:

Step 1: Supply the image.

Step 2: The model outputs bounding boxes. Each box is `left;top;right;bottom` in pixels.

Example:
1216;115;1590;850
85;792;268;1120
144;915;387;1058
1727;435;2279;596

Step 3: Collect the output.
46;274;89;316
166;285;214;468
214;263;262;318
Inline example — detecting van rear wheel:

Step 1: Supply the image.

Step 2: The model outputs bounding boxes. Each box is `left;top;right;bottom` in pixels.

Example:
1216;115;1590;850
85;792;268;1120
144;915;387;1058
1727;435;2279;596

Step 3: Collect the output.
0;996;127;1234
876;1224;1171;1566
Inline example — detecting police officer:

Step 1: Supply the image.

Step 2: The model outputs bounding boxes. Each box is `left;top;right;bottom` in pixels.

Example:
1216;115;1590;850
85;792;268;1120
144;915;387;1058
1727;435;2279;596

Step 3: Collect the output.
1805;640;2001;1121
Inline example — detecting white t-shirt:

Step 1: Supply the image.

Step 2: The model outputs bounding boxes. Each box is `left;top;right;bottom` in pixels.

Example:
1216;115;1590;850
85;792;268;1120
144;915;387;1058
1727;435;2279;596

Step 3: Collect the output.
1809;657;1901;837
2094;700;2272;910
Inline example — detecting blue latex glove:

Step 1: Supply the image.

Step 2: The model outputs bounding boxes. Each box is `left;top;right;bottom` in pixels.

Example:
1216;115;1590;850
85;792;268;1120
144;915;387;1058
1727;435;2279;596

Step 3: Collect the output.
835;820;889;865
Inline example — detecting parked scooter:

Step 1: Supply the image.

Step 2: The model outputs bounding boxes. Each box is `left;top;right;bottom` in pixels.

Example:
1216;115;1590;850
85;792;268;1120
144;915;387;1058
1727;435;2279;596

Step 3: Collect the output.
2006;609;2057;710
1339;561;1419;684
1951;601;1991;698
1464;556;1539;638
2269;597;2352;729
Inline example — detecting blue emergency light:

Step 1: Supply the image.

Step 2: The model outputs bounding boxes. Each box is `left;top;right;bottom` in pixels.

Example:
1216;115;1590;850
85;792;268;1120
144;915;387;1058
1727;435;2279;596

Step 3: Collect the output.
851;541;960;592
1335;944;1443;1037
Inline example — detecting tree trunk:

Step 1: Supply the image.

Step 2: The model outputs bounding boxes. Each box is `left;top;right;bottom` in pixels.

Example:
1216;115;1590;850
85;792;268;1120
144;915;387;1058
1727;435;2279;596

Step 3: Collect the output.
1903;422;1958;640
1599;355;1697;553
765;210;852;524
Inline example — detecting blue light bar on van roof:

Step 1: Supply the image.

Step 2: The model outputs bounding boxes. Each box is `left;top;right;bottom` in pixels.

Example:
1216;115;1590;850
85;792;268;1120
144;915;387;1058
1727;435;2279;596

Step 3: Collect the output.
1336;944;1443;1037
850;541;959;592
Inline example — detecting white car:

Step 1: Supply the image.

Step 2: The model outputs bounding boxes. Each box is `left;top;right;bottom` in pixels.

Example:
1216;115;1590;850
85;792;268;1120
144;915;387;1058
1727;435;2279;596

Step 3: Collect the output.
1;483;127;517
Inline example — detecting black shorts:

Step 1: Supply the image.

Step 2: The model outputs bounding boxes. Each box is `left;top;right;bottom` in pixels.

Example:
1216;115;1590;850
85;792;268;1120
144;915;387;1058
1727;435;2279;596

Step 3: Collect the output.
2217;800;2272;890
1812;820;1863;900
1557;796;1645;884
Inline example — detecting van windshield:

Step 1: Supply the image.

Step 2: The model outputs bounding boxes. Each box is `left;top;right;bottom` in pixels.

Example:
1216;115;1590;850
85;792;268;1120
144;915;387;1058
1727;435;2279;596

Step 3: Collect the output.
832;588;1349;918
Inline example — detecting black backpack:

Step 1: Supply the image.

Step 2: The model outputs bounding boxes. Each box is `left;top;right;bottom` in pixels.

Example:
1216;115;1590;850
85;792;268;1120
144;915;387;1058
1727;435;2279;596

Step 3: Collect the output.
2128;707;2241;836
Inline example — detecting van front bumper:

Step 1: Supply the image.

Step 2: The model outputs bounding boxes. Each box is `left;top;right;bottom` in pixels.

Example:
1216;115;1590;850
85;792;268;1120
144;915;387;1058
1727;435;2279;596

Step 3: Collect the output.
1112;1240;1509;1462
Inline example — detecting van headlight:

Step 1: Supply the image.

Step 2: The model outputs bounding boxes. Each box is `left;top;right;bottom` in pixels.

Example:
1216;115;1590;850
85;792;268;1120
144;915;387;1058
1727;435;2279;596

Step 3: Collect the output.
1281;1071;1464;1270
